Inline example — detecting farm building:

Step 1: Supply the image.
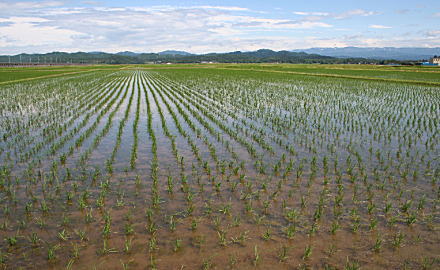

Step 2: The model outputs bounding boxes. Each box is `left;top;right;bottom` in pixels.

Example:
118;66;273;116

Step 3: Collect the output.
429;56;440;64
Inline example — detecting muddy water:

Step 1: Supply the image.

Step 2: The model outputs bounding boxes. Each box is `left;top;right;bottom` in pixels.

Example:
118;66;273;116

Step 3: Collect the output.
0;69;438;270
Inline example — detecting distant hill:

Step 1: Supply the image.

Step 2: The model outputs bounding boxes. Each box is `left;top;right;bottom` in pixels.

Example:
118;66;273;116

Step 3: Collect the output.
190;49;336;63
116;51;140;56
158;50;192;56
0;49;421;64
291;47;440;60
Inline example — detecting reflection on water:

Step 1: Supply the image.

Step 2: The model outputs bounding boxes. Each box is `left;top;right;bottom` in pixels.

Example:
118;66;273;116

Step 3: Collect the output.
0;69;438;269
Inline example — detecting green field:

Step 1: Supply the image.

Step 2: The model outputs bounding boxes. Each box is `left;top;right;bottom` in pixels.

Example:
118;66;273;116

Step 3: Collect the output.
1;63;439;85
217;64;440;84
0;65;121;83
0;64;438;269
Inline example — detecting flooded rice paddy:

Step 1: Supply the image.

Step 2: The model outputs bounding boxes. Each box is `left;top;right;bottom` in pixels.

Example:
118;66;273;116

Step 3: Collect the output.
0;68;438;269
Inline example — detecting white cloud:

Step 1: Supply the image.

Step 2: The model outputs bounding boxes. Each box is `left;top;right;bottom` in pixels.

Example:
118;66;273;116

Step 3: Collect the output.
425;30;440;37
195;6;249;11
369;24;392;29
293;11;330;16
0;17;49;23
0;5;438;54
293;9;378;20
0;16;80;47
0;1;63;10
334;9;378;19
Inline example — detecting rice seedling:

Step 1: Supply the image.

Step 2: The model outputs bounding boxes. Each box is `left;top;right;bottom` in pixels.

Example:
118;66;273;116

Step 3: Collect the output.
302;245;313;260
345;257;360;270
98;238;117;255
373;235;383;253
230;230;250;246
123;237;132;253
392;231;405;249
0;65;437;269
173;238;182;252
47;243;61;261
277;245;290;262
253;245;260;266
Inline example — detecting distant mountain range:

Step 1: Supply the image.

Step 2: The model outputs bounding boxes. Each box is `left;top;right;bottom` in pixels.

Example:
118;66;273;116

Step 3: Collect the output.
158;50;193;56
291;47;440;60
0;49;342;64
1;48;436;64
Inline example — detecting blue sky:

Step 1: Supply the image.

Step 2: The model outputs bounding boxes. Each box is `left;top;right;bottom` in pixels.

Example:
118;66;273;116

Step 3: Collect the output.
0;0;439;54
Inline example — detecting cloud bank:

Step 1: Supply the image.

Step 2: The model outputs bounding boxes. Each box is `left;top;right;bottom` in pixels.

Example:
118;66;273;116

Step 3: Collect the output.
0;1;438;54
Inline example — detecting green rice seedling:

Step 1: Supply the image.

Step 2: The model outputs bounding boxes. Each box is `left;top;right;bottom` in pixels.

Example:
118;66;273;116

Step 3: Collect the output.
405;213;417;225
228;253;238;268
149;254;157;270
85;208;94;223
420;257;437;270
124;222;134;235
47;243;61;261
330;220;340;235
120;259;134;270
74;229;88;242
301;195;307;209
217;230;228;246
367;202;375;215
102;220;111;237
58;229;69;241
284;224;297;239
212;216;222;231
308;222;319;236
369;218;378;231
373;235;383;253
278;245;290;262
173;238;182;252
230;230;250;246
401;200;412;213
285;208;299;223
202;258;214;270
384;202;392;214
417;196;426;210
28;232;41;247
149;234;158;251
0;220;9;231
191;218;199;231
65;259;75;270
387;215;398;226
231;216;241;227
344;257;360;270
253;214;265;225
71;243;80;259
98;238;117;255
262;227;272;241
218;203;231;216
123;237;132;253
326;243;337;257
302;245;312;260
392;231;405;249
167;176;174;194
5;234;18;247
0;251;6;265
253;245;260;266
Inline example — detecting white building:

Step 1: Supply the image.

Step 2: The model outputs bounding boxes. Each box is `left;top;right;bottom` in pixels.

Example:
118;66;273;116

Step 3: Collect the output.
429;57;440;64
